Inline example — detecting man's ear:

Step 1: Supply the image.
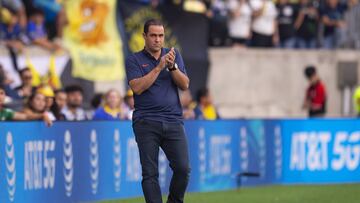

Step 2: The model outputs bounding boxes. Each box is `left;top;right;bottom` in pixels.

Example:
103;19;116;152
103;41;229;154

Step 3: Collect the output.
143;32;146;39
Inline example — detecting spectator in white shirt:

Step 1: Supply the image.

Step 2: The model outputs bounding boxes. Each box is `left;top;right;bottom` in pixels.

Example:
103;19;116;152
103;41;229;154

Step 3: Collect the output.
250;0;279;47
227;0;253;47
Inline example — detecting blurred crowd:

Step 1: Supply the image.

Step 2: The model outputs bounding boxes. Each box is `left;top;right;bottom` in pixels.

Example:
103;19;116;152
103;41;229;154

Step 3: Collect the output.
133;0;360;49
207;0;360;49
0;63;220;123
2;0;360;51
135;0;360;49
0;0;65;52
0;0;225;123
0;62;136;124
2;0;360;124
1;62;220;123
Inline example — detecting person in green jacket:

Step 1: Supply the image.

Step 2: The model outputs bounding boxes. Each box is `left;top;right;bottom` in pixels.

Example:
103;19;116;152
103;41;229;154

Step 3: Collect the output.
0;86;52;126
0;86;25;121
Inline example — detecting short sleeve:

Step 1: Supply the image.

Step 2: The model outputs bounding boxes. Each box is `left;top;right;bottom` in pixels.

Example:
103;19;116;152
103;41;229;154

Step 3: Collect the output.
174;49;187;75
125;54;143;83
5;109;15;120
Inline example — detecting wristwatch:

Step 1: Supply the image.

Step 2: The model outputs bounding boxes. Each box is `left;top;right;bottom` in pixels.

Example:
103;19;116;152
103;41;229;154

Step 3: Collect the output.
168;63;178;72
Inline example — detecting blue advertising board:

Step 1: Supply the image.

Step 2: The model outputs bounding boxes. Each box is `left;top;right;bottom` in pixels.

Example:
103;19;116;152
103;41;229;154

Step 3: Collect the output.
281;119;360;184
0;122;143;203
0;119;359;202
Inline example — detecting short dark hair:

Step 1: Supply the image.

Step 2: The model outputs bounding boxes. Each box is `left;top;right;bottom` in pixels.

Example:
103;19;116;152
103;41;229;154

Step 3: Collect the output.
304;66;316;79
144;19;164;34
19;67;31;76
65;85;83;94
196;88;209;103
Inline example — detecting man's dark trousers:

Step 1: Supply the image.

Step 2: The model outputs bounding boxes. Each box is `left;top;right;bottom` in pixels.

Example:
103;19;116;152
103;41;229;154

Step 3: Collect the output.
133;119;191;203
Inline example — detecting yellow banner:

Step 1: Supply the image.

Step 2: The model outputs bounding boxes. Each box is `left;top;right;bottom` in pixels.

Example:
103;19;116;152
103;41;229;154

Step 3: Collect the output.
63;0;124;81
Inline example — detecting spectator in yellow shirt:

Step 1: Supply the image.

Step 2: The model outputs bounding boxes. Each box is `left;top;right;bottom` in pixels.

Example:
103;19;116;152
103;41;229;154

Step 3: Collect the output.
353;86;360;117
194;87;220;120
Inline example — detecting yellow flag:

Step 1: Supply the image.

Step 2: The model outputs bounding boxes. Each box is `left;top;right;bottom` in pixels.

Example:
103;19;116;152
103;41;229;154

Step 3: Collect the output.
48;55;62;89
63;0;125;81
25;56;42;87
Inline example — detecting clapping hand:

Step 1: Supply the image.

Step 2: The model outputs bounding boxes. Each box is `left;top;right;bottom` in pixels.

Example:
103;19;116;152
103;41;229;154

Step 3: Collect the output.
165;47;176;68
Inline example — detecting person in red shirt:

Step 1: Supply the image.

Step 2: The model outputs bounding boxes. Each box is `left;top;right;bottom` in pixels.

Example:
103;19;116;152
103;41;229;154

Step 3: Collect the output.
303;66;327;117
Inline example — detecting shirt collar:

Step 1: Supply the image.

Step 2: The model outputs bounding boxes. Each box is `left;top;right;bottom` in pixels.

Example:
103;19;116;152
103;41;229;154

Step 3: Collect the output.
142;47;166;60
104;105;121;118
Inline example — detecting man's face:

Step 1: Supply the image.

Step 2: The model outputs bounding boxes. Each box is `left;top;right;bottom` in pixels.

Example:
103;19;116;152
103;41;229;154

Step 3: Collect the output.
143;25;164;53
67;91;83;108
0;89;5;105
21;70;33;86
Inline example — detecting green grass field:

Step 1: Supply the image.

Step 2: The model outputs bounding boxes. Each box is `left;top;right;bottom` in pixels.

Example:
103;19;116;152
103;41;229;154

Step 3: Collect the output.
100;183;360;203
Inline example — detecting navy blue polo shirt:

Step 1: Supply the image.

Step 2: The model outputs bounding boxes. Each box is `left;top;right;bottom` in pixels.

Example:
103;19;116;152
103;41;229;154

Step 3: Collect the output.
125;48;187;123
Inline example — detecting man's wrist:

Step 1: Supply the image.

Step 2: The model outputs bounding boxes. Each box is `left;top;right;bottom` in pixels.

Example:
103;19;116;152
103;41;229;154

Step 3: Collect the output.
168;63;178;72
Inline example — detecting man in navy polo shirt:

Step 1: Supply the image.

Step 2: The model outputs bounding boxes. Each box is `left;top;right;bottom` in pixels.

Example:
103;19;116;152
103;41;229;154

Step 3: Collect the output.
125;19;190;203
